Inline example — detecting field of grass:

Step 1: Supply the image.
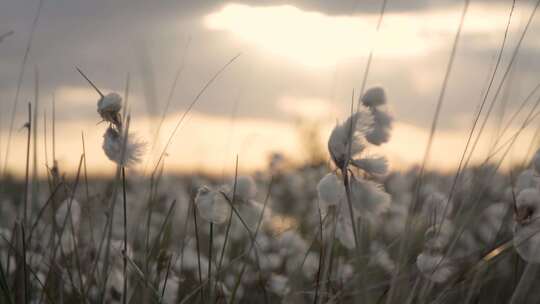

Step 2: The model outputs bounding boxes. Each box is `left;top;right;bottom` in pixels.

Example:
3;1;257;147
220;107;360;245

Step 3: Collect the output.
4;0;540;303
1;151;539;303
1;84;540;303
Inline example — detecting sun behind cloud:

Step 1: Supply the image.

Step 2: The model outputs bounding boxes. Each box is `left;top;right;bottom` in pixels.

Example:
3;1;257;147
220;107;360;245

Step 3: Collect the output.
204;3;516;68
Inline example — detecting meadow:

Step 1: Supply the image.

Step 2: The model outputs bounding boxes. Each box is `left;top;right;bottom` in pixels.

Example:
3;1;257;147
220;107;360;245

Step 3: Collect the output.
0;85;539;303
3;0;540;303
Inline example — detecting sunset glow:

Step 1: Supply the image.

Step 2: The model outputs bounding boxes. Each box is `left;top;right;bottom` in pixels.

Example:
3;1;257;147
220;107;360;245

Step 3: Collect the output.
204;3;519;67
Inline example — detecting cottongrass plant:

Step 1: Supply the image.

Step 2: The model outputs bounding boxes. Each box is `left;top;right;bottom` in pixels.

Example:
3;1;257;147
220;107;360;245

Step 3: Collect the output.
77;67;145;304
192;171;278;303
4;134;540;302
509;150;540;304
317;86;393;303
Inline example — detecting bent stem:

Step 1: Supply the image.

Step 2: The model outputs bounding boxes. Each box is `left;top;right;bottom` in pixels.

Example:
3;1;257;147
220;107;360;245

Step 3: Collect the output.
341;168;364;302
208;222;214;303
317;206;337;304
121;166;128;304
192;201;204;303
215;157;239;289
342;169;360;253
23;103;32;227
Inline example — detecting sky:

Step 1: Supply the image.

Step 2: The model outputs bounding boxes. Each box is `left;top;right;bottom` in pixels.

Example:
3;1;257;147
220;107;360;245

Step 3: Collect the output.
1;0;540;176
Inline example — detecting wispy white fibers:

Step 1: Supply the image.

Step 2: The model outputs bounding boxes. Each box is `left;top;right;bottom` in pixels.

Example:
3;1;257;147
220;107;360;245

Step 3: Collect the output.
416;220;458;283
230;175;257;203
416;252;458;283
55;199;82;253
228;198;273;241
317;172;345;209
102;127;145;167
319;86;393;252
423;220;454;251
327;87;392;170
268;273;290;296
174;241;210;280
351;156;388;175
360;86;387;107
316;86;394;304
277;230;309;274
317;173;390;247
421;189;453;225
317;173;356;249
513;188;540;263
77;69;146;167
195;186;231;225
336;208;356;249
509;147;540;263
55;198;81;228
240;199;273;231
383;173;413;238
369;242;396;273
361;87;393;146
350;176;391;217
328;110;373;169
97;92;123;127
365;107;393;146
260;252;283;273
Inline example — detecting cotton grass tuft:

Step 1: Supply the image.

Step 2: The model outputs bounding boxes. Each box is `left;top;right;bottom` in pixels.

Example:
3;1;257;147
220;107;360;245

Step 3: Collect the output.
102;127;146;167
195;186;231;225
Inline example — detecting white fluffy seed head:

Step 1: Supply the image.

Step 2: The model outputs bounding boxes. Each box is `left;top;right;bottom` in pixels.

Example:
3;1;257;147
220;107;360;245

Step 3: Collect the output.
336;214;356;249
422;191;452;224
365;107;393;146
268;274;290;296
195;186;231;225
516;188;540;211
423;220;454;251
361;87;387;107
416;252;457;283
232;176;257;202
102;127;145;167
97;92;122;127
369;242;396;273
317;173;345;209
351;156;388;175
55;199;81;228
513;188;540;263
350;176;391;217
328;111;373;168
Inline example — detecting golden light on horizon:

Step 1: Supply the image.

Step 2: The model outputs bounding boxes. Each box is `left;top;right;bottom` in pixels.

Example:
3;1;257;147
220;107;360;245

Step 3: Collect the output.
2;91;535;177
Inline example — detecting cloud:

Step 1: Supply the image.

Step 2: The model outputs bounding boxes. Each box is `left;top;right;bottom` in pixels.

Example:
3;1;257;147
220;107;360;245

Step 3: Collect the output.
277;96;342;119
204;2;522;67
